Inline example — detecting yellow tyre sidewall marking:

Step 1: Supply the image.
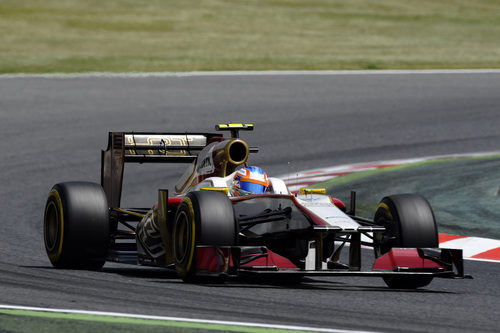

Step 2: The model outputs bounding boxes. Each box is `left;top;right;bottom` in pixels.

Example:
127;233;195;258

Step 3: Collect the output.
377;202;393;220
375;202;394;258
177;197;196;277
46;189;64;262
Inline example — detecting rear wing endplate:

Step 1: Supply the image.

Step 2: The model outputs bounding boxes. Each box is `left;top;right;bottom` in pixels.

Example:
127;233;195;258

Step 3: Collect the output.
101;132;222;207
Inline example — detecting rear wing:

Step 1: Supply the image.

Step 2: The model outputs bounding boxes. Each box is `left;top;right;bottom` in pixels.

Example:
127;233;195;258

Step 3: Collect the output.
101;132;223;207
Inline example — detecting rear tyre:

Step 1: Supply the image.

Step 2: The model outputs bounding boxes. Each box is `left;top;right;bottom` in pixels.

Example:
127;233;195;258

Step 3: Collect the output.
374;194;438;289
44;182;109;270
173;191;236;282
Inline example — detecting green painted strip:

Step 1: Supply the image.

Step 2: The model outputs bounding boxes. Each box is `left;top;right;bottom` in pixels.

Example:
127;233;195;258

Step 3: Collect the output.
0;309;314;333
313;154;500;189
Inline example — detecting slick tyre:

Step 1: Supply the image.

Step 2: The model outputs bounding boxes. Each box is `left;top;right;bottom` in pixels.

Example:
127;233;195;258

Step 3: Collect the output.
374;194;438;289
173;191;236;282
44;182;109;270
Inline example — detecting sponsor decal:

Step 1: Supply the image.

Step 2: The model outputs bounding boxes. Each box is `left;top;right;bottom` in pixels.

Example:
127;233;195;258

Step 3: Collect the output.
124;134;206;156
196;144;216;175
136;209;165;259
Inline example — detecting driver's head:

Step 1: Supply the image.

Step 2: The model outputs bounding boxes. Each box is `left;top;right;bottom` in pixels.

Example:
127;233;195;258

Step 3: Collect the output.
233;166;270;196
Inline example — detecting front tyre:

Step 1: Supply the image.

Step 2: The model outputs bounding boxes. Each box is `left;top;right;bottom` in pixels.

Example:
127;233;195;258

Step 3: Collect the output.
44;182;109;270
374;194;438;289
173;191;236;281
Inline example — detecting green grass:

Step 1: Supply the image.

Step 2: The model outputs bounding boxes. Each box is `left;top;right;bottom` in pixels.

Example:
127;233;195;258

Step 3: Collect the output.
1;0;500;73
0;310;315;333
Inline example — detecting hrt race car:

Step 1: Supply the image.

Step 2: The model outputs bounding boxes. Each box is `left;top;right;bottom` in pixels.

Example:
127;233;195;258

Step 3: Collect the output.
43;124;468;289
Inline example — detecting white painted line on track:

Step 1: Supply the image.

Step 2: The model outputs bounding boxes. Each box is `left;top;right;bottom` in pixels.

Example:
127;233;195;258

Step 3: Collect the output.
1;69;500;79
465;257;500;263
440;237;500;257
282;151;500;192
0;304;381;333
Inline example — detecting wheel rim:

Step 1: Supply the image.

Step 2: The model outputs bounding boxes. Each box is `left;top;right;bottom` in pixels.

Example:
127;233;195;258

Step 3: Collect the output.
44;201;60;252
174;211;191;263
374;203;396;257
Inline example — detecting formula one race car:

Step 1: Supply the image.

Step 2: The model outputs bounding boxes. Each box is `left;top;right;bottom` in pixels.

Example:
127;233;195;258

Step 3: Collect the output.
43;124;467;289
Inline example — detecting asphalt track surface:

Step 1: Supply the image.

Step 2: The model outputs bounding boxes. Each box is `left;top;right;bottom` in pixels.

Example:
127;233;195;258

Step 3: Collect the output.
0;72;499;333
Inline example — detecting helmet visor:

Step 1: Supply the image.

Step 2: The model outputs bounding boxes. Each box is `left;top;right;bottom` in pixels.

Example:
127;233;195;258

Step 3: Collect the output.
239;181;267;194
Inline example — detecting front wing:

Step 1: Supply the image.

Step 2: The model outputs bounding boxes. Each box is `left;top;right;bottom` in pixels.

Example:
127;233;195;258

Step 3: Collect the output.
194;246;468;280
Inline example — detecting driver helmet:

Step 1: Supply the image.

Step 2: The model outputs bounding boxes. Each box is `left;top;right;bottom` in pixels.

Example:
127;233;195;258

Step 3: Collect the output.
233;166;270;196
